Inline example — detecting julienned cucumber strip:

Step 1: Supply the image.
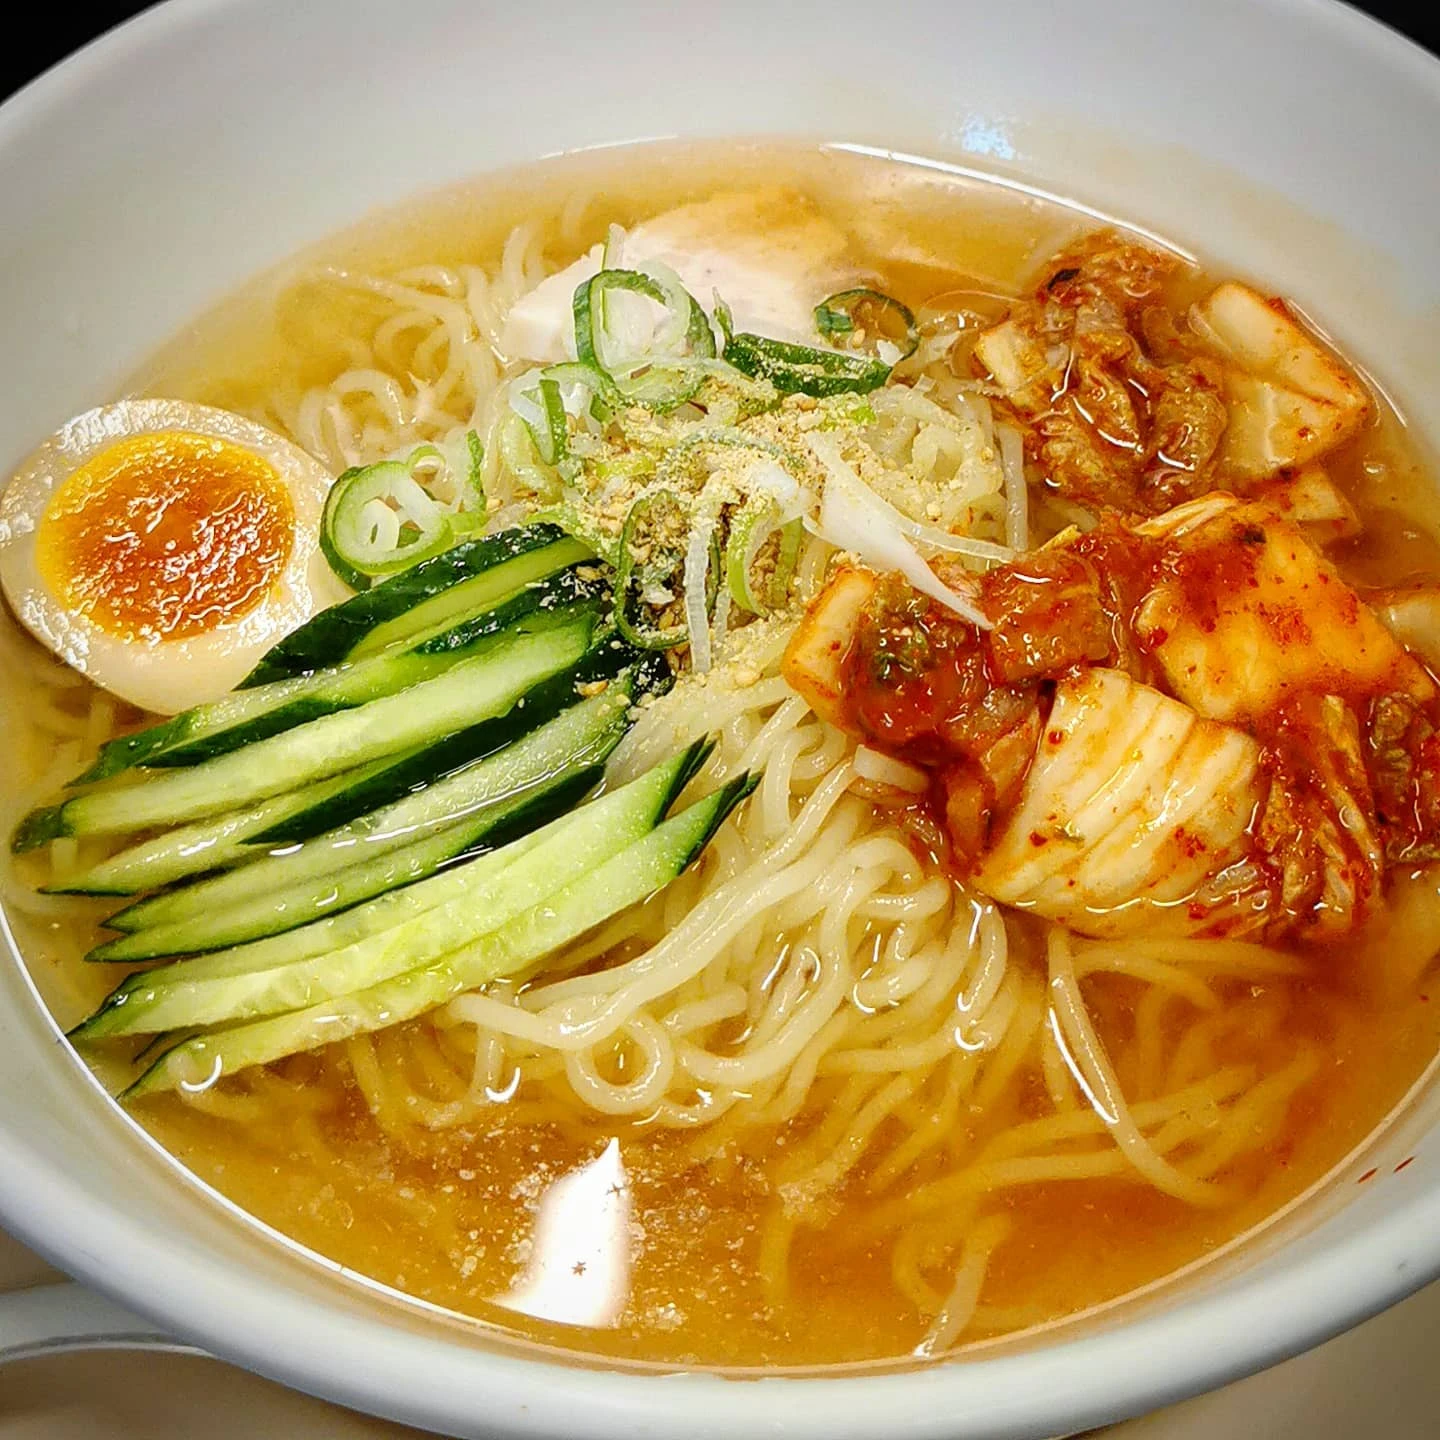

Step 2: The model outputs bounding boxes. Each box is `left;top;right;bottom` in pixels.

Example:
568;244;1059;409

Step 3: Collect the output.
73;568;599;786
406;567;604;658
78;741;713;1036
99;727;702;981
70;653;449;787
249;641;646;847
122;769;756;1096
350;547;600;660
243;527;592;685
170;735;707;986
101;825;558;983
44;758;406;896
14;604;600;848
153;569;602;767
81;763;603;970
51;642;639;893
98;679;636;944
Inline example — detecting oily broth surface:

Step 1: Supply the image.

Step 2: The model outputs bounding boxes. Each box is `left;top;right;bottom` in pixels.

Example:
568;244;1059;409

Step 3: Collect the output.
7;142;1440;1369
17;895;1440;1370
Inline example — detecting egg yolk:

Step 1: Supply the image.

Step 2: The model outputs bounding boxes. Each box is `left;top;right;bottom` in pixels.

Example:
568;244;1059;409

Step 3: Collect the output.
36;431;295;642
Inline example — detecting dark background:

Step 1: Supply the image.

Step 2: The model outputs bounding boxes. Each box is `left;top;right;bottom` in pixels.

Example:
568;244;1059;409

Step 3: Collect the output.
1;1;1436;101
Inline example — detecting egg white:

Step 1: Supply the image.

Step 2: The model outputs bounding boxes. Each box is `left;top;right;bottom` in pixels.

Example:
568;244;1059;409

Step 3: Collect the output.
0;399;349;715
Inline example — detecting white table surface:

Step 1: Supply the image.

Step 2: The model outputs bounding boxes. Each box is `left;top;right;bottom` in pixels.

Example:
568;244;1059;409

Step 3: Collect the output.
3;1224;1438;1438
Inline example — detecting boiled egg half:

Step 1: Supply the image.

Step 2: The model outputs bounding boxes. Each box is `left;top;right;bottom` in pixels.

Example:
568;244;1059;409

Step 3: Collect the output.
0;399;348;714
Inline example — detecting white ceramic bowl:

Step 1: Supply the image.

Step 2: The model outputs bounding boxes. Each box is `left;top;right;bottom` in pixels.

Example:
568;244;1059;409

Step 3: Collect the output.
2;2;1439;1435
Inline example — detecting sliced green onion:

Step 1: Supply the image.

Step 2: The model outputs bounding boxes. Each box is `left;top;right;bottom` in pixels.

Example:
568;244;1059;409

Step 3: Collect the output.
541;360;621;414
588;449;659;491
720;330;892;398
630;261;697;363
679;358;780;415
612;360;705;413
724;495;782;615
320;461;454;589
654;435;811;620
654;429;800;492
528;500;621;567
401;430;486;517
815;288;919;362
598;224;625;338
538;377;568;466
713;287;913;398
714;297;736;343
615;490;689;650
772;517;804;607
683;492;726;672
466;430;485;493
572;268;715;401
509;374;570;469
613;487;725;653
725;505;805;615
497;410;559;500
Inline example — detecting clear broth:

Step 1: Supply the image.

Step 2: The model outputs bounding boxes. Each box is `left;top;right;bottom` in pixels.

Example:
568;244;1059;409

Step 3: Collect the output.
11;141;1440;1370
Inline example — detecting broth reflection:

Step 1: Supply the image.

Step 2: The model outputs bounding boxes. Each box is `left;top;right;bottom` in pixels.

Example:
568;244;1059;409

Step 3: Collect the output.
494;1138;631;1330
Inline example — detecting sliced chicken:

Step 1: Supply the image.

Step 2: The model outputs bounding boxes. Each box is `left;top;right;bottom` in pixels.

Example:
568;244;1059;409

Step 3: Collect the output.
500;189;862;363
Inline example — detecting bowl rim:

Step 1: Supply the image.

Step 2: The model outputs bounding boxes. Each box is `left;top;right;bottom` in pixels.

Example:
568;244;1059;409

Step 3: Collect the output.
3;1;1440;1436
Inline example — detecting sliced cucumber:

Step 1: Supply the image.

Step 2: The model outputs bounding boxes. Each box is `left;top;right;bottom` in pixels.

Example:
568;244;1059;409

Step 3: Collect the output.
109;736;705;985
252;642;644;846
50;653;627;894
78;741;711;1037
73;569;599;786
93;681;639;951
74;651;456;787
358;541;597;660
110;826;558;984
14;603;601;849
122;769;756;1096
82;762;602;972
44;758;405;896
244;526;592;685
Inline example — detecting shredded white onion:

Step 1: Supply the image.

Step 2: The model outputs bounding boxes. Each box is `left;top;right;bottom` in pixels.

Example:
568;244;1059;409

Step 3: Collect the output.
997;422;1029;551
853;745;929;794
601;223;626;269
805;433;992;630
711;576;733;654
683;512;716;673
804;430;1009;565
747;459;812;524
902;519;1012;565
